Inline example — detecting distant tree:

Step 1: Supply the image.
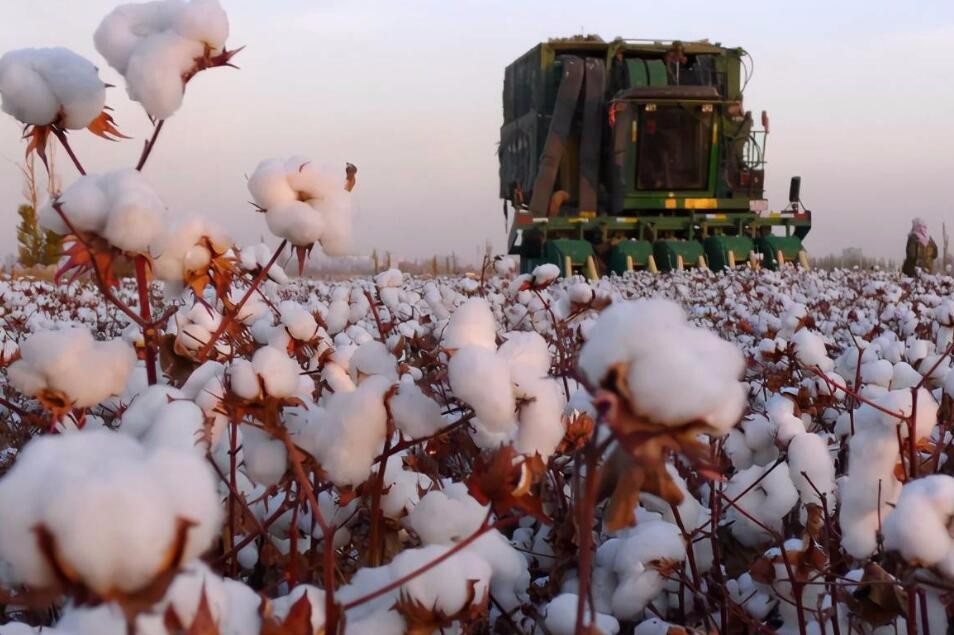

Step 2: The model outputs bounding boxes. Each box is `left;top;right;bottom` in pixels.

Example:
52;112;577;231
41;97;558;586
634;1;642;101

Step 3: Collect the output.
15;146;62;267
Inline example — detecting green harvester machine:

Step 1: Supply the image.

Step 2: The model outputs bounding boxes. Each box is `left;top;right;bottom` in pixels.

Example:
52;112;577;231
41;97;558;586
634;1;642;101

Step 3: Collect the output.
499;37;812;277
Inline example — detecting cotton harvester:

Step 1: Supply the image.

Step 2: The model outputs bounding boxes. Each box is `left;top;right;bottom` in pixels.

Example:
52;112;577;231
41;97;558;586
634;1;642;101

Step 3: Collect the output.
499;37;811;276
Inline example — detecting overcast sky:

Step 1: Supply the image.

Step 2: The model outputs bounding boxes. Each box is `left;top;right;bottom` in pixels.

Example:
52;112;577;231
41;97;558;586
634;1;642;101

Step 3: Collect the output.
1;0;953;264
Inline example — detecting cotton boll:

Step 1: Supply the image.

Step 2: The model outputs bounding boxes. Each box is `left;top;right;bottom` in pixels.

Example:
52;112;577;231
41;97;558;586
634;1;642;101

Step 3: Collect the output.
0;48;105;128
94;0;184;73
119;384;185;438
448;346;516;434
389;378;445;439
725;463;799;547
123;31;203;119
142;400;208;454
349;340;398;382
512;372;566;460
883;475;954;576
406;484;487;545
271;585;325;634
545;593;619;635
39;174;109;235
251;346;301;398
279;300;318;341
610;520;686;619
380;455;432;519
498;330;551;377
443;298;497;350
389;545;491;617
174;0;229;51
266;201;325;247
766;395;806;445
787;433;836;508
8;328;135;409
240;424;287;487
308;376;390;486
247;158;297;209
791;329;833;371
0;430;222;594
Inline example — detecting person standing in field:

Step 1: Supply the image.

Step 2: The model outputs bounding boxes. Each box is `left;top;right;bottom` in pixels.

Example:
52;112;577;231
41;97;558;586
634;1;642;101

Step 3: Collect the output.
902;217;938;276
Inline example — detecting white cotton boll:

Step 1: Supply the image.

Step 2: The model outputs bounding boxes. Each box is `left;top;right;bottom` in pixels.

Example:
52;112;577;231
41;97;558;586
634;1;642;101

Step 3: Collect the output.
279;300;318;341
792;329;833;371
174;0;229;51
766;395;806;445
152;217;230;282
883;475;954;576
406;484;487;544
568;282;594;305
380;455;432;519
119;384;184;438
271;585;325;635
142;400;207;454
726;573;774;620
861;359;894;388
266;201;325;247
498;330;551;377
41;174;109;235
611;520;686;620
725;463;799;547
241;425;287;487
787;433;836;508
229;358;260;400
55;604;128;635
389;545;492;617
251;346;300;398
513;373;566;460
99;169;168;253
466;529;530;612
531;263;561;286
624;327;747;431
891;362;923;390
308;376;390;486
448;346;516;434
94;0;184;73
443;298;497;350
390;379;445;439
247;158;297;209
545;593;620;635
578;299;685;384
8;328;135;409
0;430;221;594
0;48;105;128
349;340;398;382
123;30;202;119
345;610;406;635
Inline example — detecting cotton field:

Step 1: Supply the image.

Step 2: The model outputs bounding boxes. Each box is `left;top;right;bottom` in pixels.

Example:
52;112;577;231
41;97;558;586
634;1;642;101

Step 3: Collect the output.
2;1;953;634
2;263;954;634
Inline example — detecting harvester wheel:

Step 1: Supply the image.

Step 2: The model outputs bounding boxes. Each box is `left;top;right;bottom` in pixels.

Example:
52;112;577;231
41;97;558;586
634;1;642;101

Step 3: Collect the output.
585;256;598;281
798;250;810;269
647;255;659;274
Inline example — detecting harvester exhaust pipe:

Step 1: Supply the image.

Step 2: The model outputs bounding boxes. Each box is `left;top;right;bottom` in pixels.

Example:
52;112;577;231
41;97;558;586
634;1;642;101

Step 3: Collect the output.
789;176;801;213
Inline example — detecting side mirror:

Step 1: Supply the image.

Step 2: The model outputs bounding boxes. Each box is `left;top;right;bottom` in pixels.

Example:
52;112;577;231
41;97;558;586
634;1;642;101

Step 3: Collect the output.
789;176;801;203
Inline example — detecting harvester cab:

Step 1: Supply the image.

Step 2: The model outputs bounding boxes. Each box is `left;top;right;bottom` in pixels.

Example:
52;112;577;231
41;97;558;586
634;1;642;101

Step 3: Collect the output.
499;37;811;278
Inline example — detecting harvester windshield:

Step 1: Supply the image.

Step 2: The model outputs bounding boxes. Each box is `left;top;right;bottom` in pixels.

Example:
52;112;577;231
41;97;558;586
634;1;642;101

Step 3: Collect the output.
636;104;713;191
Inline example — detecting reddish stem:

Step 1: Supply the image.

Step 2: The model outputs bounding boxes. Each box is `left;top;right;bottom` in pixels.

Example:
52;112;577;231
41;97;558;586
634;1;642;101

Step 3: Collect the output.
134;255;157;385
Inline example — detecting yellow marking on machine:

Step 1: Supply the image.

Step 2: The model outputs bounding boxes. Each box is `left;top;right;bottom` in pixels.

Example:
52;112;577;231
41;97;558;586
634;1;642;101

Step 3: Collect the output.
665;199;677;209
684;198;718;209
631;121;638;143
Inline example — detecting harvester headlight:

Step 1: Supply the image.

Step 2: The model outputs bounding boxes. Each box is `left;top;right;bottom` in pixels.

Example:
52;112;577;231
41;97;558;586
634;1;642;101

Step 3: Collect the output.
749;199;768;213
